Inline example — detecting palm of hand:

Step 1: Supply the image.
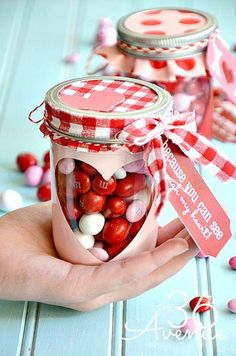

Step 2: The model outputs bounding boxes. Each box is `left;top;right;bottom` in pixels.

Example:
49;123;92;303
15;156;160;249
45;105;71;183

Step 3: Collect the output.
0;203;197;311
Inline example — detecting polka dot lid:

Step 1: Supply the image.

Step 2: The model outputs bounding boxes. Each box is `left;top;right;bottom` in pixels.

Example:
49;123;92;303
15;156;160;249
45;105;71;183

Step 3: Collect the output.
43;76;171;142
117;8;218;59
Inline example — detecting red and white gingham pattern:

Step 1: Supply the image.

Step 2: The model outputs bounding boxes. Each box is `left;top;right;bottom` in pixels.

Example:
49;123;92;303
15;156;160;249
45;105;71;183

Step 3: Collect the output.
59;79;157;113
41;107;236;217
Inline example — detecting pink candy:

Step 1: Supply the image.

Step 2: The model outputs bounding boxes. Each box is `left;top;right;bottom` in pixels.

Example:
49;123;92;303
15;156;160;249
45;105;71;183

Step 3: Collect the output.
89;247;109;261
124;159;145;173
173;93;191;112
41;169;51;185
227;299;236;313
180;318;202;335
58;158;75;175
24;165;43;186
229;256;236;270
126;199;146;223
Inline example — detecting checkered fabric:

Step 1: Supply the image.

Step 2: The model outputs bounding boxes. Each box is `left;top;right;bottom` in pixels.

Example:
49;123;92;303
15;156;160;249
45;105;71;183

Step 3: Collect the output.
59;79;157;113
40;102;236;216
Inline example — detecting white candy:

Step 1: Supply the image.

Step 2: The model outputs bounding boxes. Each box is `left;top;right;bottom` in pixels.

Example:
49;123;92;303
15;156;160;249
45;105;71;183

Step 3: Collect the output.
114;168;127;179
0;189;22;212
74;229;95;249
79;213;105;235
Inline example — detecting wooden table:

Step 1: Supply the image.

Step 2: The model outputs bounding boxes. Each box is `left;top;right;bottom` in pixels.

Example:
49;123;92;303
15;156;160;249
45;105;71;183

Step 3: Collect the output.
0;0;235;355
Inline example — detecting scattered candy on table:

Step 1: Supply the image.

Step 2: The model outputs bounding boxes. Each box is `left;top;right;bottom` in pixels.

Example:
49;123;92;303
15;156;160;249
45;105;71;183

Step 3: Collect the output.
37;183;51;202
0;189;23;212
180;318;202;336
229;256;236;270
16;152;38;172
227;299;236;313
189;296;212;313
24;165;43;187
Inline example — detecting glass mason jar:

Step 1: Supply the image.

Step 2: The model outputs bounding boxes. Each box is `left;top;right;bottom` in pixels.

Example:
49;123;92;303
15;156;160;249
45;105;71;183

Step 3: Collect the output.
40;76;172;265
95;8;218;138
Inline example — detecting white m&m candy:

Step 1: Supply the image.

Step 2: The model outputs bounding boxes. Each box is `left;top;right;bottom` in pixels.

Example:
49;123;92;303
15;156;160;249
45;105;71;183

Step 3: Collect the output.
0;189;23;212
114;168;127;179
74;229;95;249
79;213;105;235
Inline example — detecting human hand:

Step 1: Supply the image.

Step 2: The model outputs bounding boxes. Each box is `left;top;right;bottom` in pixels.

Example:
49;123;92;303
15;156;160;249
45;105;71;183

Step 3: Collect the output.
0;203;198;311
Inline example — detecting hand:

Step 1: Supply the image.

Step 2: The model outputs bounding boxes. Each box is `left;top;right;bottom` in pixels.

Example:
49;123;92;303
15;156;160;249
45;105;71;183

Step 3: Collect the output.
0;203;198;311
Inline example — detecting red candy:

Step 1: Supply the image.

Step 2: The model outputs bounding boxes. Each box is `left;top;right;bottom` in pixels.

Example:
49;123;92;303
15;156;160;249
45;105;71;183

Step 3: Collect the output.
73;171;91;194
115;173;146;198
189;296;212;313
43;151;50;164
80;162;98;176
104;236;133;259
79;190;106;213
37;183;51;202
16;153;37;172
102;217;129;244
42;162;50;173
129;216;146;237
103;196;127;217
93;175;117;196
65;201;83;220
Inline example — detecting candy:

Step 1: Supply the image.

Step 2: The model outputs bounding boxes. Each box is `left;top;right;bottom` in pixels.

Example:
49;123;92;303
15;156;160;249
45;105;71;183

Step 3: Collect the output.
73;171;91;194
104;236;133;259
180;318;202;335
37;183;51;202
126;199;146;223
0;189;22;212
79;190;106;213
115;173;146;198
79;213;105;235
80;162;98;176
89;247;109;261
173;93;191;112
227;299;236;313
191;97;205;115
41;169;51;185
94;241;104;248
16;153;37;172
58;158;75;175
102;217;129;244
123;160;145;173
103;196;127;218
24;165;43;187
74;229;95;249
65;201;83;221
189;296;212;313
42;162;50;173
43;151;50;164
64;52;81;64
93;175;117;195
129;216;145;237
114;168;127;179
185;80;201;95
229;256;236;270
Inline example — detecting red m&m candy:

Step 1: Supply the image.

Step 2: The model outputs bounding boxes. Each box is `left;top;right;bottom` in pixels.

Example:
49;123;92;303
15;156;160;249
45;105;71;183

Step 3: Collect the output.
115;173;146;198
104;236;133;259
189;296;212;313
73;171;91;194
43;151;50;164
129;216;146;237
102;217;129;244
16;153;38;172
37;183;51;202
93;175;117;195
103;196;127;218
79;190;106;213
80;162;98;176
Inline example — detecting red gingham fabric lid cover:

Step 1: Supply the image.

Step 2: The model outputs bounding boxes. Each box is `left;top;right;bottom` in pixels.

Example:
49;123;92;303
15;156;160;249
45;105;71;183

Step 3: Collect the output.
41;76;171;142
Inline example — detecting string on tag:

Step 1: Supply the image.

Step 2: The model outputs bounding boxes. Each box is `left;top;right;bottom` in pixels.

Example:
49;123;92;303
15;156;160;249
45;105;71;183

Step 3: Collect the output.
28;101;45;123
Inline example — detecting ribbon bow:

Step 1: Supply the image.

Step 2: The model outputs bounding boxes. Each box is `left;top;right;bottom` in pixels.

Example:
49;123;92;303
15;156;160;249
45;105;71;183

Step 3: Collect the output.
119;111;236;215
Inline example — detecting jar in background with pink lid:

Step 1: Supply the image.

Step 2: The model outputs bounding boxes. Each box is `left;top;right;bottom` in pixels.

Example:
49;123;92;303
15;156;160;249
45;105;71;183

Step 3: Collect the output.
94;8;219;138
39;76;172;265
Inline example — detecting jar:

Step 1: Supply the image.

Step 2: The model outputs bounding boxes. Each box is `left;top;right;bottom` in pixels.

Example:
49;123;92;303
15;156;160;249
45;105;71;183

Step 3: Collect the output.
94;8;219;138
39;76;172;265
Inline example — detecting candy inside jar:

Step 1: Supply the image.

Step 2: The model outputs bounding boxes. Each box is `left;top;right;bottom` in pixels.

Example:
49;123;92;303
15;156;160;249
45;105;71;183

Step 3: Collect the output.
56;159;154;261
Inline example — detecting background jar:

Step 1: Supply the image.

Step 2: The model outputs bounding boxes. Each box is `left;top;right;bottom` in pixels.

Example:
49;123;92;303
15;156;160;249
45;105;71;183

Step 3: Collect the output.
95;8;218;138
40;76;172;265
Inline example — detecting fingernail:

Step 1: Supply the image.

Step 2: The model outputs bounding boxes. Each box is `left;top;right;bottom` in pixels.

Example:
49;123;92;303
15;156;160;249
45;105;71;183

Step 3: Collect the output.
172;237;189;254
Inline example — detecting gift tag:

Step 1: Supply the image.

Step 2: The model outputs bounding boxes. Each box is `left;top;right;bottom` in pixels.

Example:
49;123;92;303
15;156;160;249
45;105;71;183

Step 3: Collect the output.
163;139;231;257
207;35;236;104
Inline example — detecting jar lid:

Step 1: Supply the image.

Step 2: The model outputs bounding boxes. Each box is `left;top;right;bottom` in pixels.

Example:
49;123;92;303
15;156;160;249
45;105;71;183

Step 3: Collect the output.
44;76;171;143
117;8;218;59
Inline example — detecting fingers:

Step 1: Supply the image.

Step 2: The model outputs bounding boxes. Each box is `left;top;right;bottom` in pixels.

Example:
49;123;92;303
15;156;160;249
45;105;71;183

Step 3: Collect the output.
56;236;189;305
157;218;185;245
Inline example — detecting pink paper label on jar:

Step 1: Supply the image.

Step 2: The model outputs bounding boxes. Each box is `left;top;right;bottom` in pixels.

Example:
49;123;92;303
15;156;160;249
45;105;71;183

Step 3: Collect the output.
163;139;231;257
